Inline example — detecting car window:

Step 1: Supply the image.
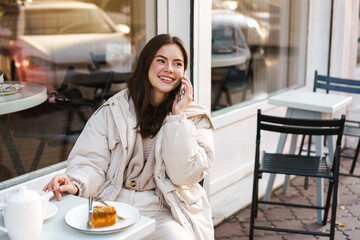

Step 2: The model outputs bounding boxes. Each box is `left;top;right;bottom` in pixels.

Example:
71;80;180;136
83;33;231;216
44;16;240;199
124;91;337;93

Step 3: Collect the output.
24;8;116;35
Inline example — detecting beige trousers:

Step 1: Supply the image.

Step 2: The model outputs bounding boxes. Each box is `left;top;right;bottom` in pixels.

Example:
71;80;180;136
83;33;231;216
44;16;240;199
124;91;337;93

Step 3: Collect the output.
116;188;194;240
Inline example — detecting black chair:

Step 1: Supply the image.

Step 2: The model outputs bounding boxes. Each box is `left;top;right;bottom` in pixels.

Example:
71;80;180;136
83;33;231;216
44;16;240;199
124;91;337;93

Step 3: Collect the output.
250;109;345;239
299;70;360;174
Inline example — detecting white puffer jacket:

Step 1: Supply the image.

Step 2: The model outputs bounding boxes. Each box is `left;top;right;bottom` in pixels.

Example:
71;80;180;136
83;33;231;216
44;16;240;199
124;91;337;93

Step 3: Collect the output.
65;89;215;239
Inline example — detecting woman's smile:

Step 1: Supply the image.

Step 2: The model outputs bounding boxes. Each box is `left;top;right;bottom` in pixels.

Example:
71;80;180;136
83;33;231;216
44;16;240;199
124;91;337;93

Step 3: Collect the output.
158;75;176;83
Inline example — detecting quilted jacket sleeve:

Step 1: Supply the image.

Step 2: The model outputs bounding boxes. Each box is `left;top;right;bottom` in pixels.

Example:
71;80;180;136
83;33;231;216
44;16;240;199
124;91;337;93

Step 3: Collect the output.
65;106;113;198
161;112;215;186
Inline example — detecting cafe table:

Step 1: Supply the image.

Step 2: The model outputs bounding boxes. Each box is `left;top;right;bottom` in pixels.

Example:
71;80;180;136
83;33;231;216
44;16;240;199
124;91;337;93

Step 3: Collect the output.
0;81;47;115
0;81;48;175
0;194;156;240
211;51;247;68
264;90;352;223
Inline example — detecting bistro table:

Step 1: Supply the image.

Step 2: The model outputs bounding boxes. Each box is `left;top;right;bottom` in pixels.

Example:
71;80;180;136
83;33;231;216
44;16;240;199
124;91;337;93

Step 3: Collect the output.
0;194;156;240
211;52;247;68
0;81;47;115
265;90;352;223
0;82;48;175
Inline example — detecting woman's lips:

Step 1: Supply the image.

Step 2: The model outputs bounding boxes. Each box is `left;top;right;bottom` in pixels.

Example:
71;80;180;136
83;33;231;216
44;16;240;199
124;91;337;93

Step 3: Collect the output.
159;75;175;83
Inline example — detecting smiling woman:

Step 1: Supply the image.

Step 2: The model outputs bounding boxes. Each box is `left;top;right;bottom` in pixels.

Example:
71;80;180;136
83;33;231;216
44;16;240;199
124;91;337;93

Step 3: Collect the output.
43;34;216;240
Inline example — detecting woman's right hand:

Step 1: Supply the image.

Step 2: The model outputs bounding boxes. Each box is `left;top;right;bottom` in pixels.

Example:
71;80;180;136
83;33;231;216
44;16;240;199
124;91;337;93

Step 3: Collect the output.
43;174;78;201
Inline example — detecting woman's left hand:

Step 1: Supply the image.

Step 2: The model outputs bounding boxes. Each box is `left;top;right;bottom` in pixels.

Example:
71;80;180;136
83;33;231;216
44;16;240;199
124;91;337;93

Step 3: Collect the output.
172;75;193;115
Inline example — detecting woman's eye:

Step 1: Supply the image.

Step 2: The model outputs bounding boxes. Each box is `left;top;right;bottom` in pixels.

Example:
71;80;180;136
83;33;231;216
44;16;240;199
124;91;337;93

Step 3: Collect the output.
174;62;183;67
157;59;165;63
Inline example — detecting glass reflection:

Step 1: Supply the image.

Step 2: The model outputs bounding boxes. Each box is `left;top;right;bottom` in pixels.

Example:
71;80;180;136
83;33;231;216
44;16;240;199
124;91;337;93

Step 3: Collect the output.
211;0;308;112
0;0;153;183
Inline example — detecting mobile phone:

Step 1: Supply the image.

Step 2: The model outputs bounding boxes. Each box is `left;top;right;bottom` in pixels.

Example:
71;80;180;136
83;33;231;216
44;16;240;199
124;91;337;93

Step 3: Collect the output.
177;83;185;102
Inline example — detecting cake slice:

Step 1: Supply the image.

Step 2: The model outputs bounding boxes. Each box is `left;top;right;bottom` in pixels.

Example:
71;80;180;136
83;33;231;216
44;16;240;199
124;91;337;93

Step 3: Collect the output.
92;205;117;228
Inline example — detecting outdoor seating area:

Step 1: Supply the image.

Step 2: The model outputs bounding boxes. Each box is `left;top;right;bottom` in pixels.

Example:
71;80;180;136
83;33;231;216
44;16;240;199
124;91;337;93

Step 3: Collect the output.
1;0;360;239
214;148;360;240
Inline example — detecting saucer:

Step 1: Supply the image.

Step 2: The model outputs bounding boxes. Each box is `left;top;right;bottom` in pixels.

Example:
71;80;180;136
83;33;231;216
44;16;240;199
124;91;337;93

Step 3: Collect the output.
44;202;57;221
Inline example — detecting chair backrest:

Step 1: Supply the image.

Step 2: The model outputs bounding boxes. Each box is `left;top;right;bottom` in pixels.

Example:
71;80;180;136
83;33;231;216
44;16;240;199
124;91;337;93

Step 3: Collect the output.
59;66;114;107
313;70;360;94
90;52;106;70
256;109;345;148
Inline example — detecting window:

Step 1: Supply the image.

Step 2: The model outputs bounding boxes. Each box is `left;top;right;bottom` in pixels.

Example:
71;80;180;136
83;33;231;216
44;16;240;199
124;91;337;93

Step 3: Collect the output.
211;0;309;113
0;0;155;187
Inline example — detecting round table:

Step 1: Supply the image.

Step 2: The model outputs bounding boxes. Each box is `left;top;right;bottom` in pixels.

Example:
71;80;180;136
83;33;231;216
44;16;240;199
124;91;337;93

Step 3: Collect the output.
211;52;247;68
0;82;47;115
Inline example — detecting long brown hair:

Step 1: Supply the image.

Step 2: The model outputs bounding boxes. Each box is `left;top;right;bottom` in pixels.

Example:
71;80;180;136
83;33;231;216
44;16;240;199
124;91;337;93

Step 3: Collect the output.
127;34;188;138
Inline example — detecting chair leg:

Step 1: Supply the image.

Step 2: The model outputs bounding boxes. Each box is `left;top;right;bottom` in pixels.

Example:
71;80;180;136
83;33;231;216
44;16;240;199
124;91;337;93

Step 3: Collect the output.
261;174;276;210
249;170;259;240
329;177;339;240
350;137;360;174
322;179;334;225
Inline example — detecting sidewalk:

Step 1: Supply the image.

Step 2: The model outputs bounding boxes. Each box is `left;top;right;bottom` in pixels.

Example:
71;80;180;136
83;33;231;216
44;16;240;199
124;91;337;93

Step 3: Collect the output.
214;148;360;240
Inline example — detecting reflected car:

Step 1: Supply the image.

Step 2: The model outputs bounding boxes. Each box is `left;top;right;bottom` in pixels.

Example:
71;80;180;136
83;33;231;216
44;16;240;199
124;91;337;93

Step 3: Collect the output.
212;8;269;48
0;1;133;91
211;0;270;47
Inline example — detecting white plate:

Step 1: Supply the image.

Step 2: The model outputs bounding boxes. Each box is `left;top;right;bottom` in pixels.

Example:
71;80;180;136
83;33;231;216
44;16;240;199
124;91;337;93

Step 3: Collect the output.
45;202;58;221
0;82;22;96
65;201;140;234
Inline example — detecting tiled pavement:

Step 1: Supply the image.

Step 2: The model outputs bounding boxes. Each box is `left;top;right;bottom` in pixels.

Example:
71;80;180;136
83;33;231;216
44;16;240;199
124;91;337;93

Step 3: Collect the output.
214;148;360;240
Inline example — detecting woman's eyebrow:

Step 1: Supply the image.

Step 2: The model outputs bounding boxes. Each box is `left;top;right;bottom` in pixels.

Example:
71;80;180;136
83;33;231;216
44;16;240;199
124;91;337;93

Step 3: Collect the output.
155;55;183;62
155;55;167;59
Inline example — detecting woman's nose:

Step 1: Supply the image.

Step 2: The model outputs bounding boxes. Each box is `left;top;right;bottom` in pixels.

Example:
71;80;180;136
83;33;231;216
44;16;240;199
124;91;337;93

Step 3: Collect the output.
164;64;174;73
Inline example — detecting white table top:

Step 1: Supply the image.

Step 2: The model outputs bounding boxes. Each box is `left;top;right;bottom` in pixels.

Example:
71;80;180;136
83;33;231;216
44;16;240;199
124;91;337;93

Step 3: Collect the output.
268;90;353;113
211;52;247;68
0;194;155;240
0;81;47;115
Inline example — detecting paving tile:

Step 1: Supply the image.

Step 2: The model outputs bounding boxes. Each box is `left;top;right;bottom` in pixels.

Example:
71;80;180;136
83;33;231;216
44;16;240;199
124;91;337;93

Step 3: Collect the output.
215;220;245;239
343;228;360;240
282;233;318;240
290;207;317;220
345;183;360;195
345;204;360;217
271;218;305;231
252;233;282;240
262;207;294;221
335;216;360;231
338;193;360;206
339;176;357;186
292;218;330;234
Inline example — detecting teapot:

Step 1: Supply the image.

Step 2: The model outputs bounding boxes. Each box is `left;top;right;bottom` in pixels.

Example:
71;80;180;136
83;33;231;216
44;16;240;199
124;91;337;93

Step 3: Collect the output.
0;186;53;240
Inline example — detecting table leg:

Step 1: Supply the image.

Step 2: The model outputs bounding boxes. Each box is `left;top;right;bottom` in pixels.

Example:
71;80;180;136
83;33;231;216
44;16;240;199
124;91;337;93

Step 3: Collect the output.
0;117;25;175
315;135;324;223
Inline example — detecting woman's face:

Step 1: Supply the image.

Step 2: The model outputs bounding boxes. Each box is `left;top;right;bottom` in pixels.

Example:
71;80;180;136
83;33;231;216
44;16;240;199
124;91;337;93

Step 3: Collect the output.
148;43;185;105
